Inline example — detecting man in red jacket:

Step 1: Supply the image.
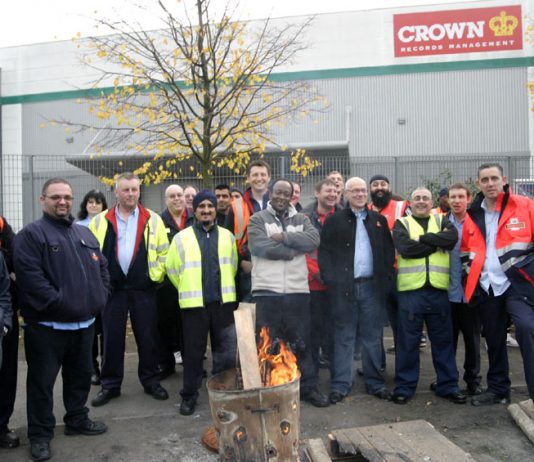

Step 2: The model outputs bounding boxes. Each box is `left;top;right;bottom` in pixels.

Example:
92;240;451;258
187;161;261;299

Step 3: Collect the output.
461;163;534;406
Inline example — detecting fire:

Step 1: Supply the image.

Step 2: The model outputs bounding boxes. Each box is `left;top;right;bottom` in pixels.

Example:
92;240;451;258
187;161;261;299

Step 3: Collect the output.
257;327;299;387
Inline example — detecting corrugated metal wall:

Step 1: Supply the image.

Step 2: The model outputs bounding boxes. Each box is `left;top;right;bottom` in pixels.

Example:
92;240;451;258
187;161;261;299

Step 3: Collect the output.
21;66;530;160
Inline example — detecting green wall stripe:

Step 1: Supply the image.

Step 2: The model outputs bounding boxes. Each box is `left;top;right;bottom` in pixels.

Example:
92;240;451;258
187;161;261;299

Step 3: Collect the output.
2;56;533;105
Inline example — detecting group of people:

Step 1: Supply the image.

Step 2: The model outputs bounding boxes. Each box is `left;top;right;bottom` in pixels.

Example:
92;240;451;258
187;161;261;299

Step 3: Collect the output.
0;161;533;461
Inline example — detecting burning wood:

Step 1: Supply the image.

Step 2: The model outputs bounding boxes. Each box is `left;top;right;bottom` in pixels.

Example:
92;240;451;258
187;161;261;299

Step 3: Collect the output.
257;327;299;387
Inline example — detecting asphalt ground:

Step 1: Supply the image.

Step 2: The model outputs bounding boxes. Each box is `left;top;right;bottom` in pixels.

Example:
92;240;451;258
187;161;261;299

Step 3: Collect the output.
2;327;533;461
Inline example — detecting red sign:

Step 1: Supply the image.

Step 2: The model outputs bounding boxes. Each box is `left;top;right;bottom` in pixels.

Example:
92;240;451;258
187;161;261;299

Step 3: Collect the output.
394;5;523;57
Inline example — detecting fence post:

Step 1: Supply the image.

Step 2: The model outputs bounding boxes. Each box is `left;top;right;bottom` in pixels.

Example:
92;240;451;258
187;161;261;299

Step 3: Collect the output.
394;156;399;194
29;155;35;222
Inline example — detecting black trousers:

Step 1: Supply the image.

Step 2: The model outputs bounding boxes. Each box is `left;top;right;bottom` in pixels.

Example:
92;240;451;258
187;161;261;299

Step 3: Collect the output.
100;289;162;390
156;282;182;369
255;294;316;394
0;312;18;431
310;290;333;375
451;301;481;387
475;286;534;399
180;302;237;399
25;323;93;443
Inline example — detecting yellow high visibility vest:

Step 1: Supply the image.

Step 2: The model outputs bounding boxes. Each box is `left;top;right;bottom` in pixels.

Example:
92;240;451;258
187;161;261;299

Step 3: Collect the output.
397;214;450;292
89;208;169;283
165;226;237;308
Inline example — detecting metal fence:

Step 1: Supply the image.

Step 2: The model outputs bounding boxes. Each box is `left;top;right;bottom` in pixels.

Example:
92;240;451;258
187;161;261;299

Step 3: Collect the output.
1;153;531;231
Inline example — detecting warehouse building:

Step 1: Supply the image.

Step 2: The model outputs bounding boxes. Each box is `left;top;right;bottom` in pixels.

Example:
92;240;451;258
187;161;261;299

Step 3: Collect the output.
1;0;533;229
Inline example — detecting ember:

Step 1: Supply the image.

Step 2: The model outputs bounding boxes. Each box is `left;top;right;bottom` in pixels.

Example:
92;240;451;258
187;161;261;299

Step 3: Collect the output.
257;327;299;387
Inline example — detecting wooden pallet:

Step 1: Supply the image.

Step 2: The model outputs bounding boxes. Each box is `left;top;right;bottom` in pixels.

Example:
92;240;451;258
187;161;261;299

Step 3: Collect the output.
302;419;476;462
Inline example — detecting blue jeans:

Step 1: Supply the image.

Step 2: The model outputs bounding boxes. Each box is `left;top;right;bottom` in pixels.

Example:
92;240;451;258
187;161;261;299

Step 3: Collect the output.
331;279;385;395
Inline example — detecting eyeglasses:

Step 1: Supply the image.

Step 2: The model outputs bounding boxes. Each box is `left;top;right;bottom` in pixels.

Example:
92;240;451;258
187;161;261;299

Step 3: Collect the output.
346;188;367;195
45;195;74;202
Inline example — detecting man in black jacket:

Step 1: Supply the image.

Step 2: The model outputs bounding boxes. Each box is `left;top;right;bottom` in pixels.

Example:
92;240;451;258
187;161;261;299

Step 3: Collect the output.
0;217;19;450
14;178;110;462
319;177;395;404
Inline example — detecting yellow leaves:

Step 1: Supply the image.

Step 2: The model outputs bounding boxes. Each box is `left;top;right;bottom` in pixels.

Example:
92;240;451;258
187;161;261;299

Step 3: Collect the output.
39;122;45;129
290;148;321;177
97;50;107;58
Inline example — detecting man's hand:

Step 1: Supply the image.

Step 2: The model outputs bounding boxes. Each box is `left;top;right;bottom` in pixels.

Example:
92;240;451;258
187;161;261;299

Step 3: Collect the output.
240;260;253;273
270;233;284;243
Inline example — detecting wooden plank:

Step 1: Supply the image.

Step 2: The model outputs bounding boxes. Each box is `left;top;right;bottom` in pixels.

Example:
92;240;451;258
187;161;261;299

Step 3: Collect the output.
518;399;534;421
305;438;332;462
329;428;382;461
233;308;262;390
509;403;534;445
238;302;256;327
343;426;406;462
330;420;475;462
371;420;475;462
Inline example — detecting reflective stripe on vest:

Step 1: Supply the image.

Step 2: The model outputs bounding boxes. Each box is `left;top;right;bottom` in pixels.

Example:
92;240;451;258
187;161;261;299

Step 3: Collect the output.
171;227;236;308
397;214;450;292
232;198;251;254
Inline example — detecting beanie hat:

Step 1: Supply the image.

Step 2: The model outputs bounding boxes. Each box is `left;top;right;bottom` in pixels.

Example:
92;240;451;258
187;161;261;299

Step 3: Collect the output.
438;187;449;197
192;190;217;210
369;174;390;185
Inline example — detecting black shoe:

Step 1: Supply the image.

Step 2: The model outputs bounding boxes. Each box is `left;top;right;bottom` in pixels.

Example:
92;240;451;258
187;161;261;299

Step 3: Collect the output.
65;419;108;436
180;397;197;416
392;394;410;405
30;441;51;461
157;364;176;380
465;383;483;396
429;381;437;392
91;372;101;386
372;388;393;401
439;391;467;404
356;368;364;377
318;355;330;369
301;389;330;407
329;391;346;404
0;429;20;449
91;388;121;407
144;383;169;401
471;391;511;406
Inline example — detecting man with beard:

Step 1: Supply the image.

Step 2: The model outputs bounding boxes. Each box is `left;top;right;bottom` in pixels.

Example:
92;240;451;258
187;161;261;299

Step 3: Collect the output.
248;179;329;407
166;191;238;415
368;175;410;351
303;179;341;371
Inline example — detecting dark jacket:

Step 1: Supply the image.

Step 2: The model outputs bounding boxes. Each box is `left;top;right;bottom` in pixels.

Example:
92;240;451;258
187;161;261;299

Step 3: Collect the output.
318;207;395;319
193;223;221;304
161;208;194;242
14;213;111;323
0;253;12;332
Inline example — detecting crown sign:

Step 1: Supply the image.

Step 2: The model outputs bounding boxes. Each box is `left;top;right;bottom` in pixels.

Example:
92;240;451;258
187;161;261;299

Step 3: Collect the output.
489;11;519;36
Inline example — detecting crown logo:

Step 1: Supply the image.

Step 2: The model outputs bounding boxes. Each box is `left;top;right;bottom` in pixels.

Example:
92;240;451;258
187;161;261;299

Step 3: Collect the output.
489;11;519;36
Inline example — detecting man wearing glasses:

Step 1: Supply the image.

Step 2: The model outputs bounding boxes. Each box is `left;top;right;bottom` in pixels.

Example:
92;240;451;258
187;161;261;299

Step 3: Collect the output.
14;179;110;461
319;177;395;404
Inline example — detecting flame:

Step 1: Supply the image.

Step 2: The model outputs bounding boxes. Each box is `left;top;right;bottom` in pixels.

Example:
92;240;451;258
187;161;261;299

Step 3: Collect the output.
258;327;299;386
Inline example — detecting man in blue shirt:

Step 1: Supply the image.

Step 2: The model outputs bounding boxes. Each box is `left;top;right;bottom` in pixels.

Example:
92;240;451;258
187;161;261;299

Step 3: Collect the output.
319;177;395;404
14;179;110;462
447;184;481;396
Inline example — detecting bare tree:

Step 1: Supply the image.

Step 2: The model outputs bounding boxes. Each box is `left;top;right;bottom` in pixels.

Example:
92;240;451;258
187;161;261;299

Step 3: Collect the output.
63;0;327;186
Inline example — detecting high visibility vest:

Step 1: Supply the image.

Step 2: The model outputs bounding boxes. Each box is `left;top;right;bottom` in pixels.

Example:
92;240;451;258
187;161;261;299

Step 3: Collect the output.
231;198;251;255
165;226;237;308
89;208;169;283
370;199;408;231
397;214;450;292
